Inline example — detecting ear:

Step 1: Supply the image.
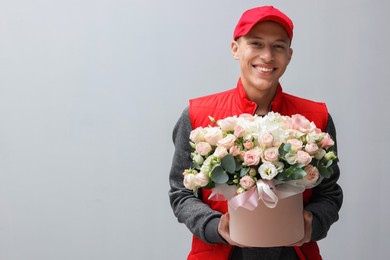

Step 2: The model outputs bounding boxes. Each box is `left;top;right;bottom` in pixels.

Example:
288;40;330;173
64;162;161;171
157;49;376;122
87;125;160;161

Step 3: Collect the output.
288;48;293;63
231;40;240;60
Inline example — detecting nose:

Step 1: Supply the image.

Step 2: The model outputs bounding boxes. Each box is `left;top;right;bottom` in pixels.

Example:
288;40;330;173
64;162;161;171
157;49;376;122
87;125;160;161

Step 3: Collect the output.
259;46;273;62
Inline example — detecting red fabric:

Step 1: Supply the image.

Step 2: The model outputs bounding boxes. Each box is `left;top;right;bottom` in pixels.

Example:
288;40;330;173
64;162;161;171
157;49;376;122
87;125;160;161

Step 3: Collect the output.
233;6;294;41
187;79;328;259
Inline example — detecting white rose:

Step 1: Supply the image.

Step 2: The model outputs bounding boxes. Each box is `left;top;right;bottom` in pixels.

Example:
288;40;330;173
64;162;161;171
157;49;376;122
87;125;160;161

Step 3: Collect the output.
217;134;236;149
314;148;326;160
189;127;205;143
213;146;228;159
204;127;223;146
194;173;209;187
195;142;212;156
183;174;196;190
217;117;237;131
258;132;274;147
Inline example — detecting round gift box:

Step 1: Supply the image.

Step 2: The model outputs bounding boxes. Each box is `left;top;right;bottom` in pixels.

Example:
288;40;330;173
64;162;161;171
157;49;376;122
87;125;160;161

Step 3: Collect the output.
228;192;304;247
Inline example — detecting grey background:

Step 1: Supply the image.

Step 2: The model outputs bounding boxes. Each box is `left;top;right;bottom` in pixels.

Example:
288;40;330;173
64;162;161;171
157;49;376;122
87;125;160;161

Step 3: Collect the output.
0;0;389;259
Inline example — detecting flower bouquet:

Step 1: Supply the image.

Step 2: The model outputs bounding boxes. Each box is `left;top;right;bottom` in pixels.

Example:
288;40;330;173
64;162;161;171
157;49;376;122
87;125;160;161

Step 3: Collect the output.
183;112;337;246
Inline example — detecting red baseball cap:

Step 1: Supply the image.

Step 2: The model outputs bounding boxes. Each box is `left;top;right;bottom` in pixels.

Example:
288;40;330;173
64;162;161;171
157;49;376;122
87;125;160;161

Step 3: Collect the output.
233;6;294;41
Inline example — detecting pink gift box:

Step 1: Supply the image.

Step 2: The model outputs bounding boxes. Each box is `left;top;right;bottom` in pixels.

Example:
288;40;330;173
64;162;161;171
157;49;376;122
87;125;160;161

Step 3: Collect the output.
228;192;304;247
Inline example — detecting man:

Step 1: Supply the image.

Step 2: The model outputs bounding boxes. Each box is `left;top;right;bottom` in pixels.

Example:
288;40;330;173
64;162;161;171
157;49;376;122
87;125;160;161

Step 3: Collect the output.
169;6;342;260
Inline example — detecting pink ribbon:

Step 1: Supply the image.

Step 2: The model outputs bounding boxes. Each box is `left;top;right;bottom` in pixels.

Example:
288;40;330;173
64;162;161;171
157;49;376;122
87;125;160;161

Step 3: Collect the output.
209;180;306;210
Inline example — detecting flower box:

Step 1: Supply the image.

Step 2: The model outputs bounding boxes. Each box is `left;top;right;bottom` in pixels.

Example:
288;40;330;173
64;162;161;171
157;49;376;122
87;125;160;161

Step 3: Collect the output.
228;192;304;247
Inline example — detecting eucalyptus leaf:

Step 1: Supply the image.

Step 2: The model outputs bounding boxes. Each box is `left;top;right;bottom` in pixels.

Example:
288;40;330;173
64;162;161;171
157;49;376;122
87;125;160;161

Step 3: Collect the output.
235;159;242;171
240;167;249;177
211;165;229;183
283;143;292;152
284;164;305;180
278;143;287;157
221;154;236;174
319;166;332;178
203;181;216;190
291;168;306;180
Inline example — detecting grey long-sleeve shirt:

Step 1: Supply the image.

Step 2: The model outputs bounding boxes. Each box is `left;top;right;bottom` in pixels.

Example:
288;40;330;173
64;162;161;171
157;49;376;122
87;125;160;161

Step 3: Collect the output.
168;107;343;257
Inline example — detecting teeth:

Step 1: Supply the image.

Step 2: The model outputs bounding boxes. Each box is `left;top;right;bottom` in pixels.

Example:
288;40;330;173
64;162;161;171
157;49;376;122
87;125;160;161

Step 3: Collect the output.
255;66;273;72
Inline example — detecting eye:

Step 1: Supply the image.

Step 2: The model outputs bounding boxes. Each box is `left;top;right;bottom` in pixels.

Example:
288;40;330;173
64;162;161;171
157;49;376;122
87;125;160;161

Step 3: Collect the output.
249;41;264;48
274;44;286;49
273;42;288;50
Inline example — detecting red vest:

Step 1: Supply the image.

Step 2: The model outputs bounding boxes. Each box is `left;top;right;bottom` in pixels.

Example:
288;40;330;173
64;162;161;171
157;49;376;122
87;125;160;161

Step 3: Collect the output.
187;80;328;260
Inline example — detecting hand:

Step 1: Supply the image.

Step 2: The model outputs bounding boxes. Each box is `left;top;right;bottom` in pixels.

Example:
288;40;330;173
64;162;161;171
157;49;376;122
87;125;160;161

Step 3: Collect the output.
218;212;246;247
289;210;313;246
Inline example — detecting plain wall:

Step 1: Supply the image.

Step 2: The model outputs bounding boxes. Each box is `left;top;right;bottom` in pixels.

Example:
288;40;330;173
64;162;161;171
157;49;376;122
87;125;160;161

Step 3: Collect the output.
0;0;389;259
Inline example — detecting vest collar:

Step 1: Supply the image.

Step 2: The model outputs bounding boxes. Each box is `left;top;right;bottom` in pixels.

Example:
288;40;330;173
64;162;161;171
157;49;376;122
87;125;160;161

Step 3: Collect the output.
235;78;284;115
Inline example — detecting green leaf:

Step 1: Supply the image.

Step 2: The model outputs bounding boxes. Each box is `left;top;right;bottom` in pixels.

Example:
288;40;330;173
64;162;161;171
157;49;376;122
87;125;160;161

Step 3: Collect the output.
291;168;306;180
325;159;333;168
318;166;332;178
284;164;306;180
211;166;229;183
278;143;292;158
283;143;292;152
192;161;201;170
203;181;216;190
235;159;242;171
239;167;249;177
221;154;236;174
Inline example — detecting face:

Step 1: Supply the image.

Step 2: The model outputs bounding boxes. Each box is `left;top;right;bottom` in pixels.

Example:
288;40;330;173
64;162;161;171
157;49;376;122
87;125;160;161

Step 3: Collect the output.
231;21;293;96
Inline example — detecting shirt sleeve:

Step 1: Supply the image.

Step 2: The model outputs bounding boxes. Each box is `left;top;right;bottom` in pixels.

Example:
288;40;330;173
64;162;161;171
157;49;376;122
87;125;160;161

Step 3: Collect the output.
305;113;343;241
168;107;226;244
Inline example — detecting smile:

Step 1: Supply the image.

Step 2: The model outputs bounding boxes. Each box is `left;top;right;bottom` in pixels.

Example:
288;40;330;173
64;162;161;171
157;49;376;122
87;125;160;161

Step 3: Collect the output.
253;66;275;73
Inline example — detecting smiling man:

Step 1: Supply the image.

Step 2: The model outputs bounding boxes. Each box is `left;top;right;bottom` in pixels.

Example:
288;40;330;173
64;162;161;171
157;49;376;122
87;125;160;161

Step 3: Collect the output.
169;6;343;260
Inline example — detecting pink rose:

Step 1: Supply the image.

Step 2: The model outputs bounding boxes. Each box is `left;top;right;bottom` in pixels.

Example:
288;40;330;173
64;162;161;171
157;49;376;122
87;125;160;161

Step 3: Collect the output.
263;147;279;163
217;134;236;149
229;145;241;156
243;150;261;166
287;138;303;151
194;173;209;187
305;142;319;155
296;150;312;166
239;175;255;190
238;151;246;161
204;127;223;146
291;114;316;133
320;133;335;149
196;142;212;156
303;165;320;185
243;140;254;150
234;125;245;138
189;127;205;143
258;132;274;147
213;146;228;159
